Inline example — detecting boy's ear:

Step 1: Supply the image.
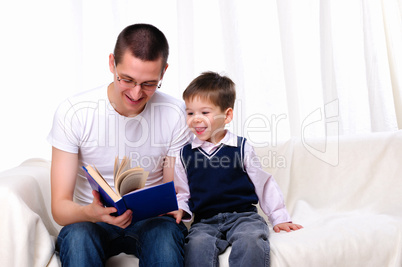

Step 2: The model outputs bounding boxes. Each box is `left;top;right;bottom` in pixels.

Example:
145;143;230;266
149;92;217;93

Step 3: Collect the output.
224;108;234;124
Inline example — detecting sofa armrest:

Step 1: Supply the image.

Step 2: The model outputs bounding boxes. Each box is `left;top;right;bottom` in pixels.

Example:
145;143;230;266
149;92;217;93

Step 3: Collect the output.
0;158;61;267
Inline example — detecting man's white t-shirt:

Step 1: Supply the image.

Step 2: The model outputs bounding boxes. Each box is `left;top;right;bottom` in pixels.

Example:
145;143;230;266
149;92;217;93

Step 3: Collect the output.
48;84;191;205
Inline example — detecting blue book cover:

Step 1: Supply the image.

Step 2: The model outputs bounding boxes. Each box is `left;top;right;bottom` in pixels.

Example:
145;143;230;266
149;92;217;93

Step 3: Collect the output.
123;181;178;222
83;166;178;219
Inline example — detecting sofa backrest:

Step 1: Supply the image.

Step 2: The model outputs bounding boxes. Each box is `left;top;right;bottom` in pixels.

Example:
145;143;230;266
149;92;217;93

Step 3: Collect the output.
254;130;402;217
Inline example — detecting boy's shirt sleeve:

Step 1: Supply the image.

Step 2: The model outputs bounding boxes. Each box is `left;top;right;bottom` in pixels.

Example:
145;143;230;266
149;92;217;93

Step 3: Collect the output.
174;151;193;221
243;141;292;226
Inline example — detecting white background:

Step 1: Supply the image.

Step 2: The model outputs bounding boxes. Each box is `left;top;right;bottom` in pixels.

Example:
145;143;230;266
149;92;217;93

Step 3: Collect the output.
1;0;401;171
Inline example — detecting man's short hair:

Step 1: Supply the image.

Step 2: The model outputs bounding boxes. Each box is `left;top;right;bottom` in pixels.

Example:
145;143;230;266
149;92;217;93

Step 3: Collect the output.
114;24;169;73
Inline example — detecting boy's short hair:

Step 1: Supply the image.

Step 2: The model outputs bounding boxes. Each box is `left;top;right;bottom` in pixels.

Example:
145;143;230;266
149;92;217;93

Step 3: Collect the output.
114;24;169;73
183;71;236;111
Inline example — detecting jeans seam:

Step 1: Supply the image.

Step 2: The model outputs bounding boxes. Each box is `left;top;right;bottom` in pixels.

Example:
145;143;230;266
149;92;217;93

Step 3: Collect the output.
213;237;221;267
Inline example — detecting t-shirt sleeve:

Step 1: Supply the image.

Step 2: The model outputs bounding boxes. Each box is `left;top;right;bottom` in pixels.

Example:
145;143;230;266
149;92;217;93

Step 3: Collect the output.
47;99;81;154
166;101;193;158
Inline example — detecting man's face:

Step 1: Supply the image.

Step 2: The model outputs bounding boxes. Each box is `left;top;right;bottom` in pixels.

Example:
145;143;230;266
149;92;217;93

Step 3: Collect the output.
108;51;166;117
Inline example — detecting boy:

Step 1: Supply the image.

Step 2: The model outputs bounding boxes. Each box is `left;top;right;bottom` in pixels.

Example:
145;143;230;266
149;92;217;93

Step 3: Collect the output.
172;72;302;266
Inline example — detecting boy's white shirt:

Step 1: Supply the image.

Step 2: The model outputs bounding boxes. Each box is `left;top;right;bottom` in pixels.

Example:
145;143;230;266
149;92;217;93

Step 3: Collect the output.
175;130;292;226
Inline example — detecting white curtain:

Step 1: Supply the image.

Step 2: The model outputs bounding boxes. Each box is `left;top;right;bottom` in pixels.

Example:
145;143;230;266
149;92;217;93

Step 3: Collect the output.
0;0;401;169
176;0;402;145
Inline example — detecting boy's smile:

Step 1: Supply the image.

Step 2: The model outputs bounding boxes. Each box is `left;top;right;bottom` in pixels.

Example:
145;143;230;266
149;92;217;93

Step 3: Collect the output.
185;96;233;144
194;127;207;134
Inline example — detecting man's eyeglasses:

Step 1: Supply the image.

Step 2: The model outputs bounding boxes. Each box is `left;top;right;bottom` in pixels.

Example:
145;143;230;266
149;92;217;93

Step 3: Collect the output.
114;62;162;92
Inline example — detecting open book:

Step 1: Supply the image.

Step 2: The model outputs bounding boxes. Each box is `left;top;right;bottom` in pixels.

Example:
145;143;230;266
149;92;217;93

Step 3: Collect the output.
83;156;178;221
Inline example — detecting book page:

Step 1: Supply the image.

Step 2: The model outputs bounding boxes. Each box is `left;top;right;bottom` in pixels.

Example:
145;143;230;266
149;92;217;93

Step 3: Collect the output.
85;165;120;202
94;166;105;181
114;156;131;187
117;169;149;197
113;156;119;180
116;156;130;177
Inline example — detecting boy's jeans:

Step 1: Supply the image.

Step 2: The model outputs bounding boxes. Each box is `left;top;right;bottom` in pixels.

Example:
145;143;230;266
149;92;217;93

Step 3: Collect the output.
56;215;187;267
185;211;270;267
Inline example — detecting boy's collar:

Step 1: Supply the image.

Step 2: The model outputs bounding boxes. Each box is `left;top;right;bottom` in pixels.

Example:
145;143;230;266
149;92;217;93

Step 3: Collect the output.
191;130;238;149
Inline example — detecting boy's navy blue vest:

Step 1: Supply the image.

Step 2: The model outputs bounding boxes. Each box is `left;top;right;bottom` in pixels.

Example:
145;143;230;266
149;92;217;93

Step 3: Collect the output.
180;136;258;222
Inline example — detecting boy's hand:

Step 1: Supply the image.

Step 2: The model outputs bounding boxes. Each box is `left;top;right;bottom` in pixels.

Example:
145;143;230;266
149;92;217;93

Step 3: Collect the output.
273;222;303;233
166;209;185;224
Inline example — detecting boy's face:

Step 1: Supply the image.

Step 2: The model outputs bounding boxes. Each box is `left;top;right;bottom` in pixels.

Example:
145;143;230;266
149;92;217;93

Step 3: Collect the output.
185;96;233;144
108;51;167;117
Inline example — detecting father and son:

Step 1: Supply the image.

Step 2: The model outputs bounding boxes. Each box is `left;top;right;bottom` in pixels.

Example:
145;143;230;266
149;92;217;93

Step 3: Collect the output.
48;23;302;267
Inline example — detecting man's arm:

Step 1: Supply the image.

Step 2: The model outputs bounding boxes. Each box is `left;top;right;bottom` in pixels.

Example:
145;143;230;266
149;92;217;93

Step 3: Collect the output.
162;156;176;183
163;155;192;223
50;147;133;228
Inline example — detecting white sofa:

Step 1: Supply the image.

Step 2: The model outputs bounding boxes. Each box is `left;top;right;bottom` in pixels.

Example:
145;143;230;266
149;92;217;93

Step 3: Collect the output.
1;131;402;267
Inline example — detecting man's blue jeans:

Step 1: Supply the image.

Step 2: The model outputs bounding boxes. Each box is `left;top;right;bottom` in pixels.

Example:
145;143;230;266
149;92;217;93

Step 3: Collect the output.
56;215;188;267
185;211;270;267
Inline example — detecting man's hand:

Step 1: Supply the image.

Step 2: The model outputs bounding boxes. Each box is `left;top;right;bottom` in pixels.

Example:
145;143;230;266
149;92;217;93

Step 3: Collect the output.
87;190;133;229
273;222;303;233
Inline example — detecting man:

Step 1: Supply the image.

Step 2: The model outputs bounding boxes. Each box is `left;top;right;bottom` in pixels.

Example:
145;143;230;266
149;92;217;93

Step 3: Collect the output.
48;24;191;266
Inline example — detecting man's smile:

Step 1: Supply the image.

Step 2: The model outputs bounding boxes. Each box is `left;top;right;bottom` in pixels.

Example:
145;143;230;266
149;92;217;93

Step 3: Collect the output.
125;94;144;104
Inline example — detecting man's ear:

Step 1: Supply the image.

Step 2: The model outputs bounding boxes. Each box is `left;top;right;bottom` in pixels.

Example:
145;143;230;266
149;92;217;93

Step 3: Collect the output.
161;63;169;79
225;108;234;124
109;53;115;74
